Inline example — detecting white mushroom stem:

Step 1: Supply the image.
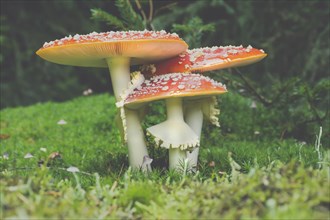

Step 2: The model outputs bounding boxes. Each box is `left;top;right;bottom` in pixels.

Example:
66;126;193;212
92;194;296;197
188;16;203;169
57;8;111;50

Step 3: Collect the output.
147;97;199;170
185;97;220;170
106;57;150;170
125;108;150;170
169;148;187;171
185;102;203;169
106;57;131;100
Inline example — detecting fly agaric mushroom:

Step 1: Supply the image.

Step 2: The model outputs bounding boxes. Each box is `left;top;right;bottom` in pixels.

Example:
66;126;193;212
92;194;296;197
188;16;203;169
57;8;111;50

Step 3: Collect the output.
36;30;188;170
117;72;227;170
140;45;266;77
140;45;267;169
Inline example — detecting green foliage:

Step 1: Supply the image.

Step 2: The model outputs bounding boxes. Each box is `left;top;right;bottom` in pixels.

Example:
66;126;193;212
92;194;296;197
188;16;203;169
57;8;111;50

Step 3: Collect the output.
119;180;160;208
0;1;110;108
172;17;215;48
91;8;127;30
2;157;329;219
115;0;145;30
0;95;125;181
91;0;145;31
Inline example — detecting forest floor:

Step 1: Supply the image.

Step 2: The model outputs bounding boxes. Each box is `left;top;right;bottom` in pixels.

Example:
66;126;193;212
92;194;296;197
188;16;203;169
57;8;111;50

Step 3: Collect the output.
1;94;329;219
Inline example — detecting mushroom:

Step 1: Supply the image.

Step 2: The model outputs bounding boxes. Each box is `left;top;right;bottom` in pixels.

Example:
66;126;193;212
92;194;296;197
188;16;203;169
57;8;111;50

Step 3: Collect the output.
141;45;267;77
36;30;188;170
118;72;227;170
140;45;267;169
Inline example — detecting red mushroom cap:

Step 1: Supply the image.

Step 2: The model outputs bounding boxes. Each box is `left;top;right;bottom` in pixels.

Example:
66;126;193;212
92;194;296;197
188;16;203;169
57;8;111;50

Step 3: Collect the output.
122;72;227;107
36;30;188;67
141;45;266;77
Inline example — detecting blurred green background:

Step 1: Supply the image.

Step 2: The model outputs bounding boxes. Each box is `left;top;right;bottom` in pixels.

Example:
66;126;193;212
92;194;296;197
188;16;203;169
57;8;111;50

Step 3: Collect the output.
1;0;329;143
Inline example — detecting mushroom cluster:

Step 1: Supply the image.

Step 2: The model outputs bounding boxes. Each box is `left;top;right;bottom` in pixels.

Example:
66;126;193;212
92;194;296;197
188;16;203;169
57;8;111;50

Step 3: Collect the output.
140;45;266;169
36;30;266;171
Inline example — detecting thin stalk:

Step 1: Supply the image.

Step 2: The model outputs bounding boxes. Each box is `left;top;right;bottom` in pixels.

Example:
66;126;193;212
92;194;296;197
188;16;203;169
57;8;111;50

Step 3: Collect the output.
125;108;149;170
106;57;130;100
185;102;203;170
106;57;150;170
166;98;187;170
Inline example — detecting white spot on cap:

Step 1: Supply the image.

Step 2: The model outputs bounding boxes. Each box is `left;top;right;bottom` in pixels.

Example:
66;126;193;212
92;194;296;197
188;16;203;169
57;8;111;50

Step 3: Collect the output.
151;32;157;37
41;30;182;49
162;86;169;91
178;84;185;90
73;34;80;40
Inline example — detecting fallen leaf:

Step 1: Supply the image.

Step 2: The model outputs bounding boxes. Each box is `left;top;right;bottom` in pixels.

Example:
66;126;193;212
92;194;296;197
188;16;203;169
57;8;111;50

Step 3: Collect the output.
48;152;61;160
66;166;79;173
208;161;215;167
0;134;10;140
24;153;33;159
47;152;62;166
45;191;61;197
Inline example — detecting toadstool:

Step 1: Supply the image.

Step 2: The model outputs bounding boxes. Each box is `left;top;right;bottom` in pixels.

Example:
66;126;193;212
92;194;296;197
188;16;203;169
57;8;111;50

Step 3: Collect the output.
118;72;227;170
140;45;266;77
140;45;266;169
36;30;188;170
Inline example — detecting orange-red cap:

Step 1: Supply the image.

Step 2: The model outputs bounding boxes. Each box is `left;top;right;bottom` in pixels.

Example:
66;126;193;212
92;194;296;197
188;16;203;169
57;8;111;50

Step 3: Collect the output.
122;72;227;107
36;30;188;67
141;45;266;77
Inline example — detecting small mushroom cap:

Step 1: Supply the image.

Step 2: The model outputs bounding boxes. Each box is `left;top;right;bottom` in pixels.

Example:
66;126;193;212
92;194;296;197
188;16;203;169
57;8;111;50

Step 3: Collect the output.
141;45;266;77
121;72;227;107
36;30;188;67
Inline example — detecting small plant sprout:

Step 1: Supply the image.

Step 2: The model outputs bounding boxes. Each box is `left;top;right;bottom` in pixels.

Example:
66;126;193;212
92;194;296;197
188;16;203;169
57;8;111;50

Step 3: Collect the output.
315;126;323;169
36;30;188;170
141;155;153;172
250;100;257;109
118;72;227;170
2;152;9;160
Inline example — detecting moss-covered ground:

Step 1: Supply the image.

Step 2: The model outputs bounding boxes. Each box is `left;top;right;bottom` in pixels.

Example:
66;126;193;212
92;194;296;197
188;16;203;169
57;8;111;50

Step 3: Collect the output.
1;93;329;219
